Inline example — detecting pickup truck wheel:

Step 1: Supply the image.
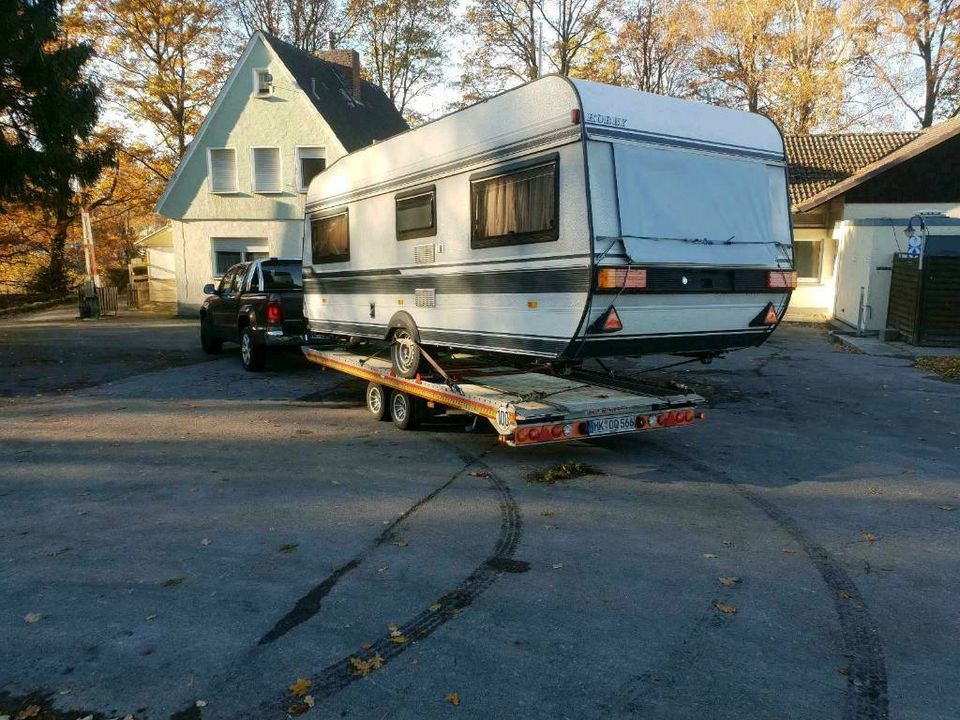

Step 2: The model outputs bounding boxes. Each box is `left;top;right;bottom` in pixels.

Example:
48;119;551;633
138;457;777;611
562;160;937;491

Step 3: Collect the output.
390;391;420;430
390;327;421;379
200;317;222;354
365;382;390;421
240;326;266;371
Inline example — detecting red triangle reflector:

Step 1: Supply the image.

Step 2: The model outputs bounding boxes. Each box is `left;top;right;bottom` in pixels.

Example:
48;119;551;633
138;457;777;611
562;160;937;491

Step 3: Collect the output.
603;307;623;331
764;305;778;325
750;302;780;327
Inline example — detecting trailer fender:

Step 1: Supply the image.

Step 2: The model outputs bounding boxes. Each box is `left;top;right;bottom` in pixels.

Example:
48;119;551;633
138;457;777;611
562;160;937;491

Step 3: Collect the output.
385;311;420;342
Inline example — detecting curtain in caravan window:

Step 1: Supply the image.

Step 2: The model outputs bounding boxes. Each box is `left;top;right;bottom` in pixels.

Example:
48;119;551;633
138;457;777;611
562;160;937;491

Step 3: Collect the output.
311;212;349;264
472;161;557;247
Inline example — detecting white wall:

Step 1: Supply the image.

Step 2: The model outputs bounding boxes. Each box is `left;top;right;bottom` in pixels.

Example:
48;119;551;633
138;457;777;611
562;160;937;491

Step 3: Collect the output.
786;227;836;321
173;218;304;315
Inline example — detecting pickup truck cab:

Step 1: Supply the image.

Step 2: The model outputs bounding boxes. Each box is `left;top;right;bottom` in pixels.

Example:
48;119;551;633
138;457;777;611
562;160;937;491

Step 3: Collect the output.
200;258;306;371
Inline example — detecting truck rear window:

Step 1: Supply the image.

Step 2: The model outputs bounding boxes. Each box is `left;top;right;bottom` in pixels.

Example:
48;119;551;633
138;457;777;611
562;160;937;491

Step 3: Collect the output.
262;264;303;290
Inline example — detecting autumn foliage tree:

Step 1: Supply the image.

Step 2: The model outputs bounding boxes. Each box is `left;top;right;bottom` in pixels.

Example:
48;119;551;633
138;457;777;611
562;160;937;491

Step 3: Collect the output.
349;0;455;118
0;0;113;294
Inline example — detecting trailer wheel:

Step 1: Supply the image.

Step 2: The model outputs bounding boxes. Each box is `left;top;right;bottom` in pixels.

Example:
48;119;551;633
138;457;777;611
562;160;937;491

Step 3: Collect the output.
389;318;422;379
365;382;390;421
390;391;420;430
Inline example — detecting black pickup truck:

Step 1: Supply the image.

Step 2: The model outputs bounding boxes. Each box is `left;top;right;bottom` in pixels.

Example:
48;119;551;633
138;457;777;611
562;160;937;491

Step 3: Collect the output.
199;258;306;371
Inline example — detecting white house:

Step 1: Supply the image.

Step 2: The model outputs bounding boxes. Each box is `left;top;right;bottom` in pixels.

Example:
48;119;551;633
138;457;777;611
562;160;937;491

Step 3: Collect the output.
155;32;407;315
784;119;960;332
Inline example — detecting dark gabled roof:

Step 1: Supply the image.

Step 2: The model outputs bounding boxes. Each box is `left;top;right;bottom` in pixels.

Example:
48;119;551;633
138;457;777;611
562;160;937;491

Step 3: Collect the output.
261;33;408;153
785;132;920;209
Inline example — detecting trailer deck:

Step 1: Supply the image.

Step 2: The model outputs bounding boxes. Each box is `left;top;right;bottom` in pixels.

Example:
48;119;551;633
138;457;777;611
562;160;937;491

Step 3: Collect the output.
302;344;706;446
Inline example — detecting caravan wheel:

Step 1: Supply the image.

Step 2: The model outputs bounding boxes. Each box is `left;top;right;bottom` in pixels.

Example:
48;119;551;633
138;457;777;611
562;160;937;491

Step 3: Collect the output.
390;326;422;379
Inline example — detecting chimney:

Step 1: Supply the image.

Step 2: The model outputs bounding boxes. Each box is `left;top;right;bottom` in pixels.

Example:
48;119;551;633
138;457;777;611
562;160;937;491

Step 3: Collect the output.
318;35;361;102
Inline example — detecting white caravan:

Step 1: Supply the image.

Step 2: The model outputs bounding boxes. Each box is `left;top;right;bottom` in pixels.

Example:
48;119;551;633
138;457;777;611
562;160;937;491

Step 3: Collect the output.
302;76;795;377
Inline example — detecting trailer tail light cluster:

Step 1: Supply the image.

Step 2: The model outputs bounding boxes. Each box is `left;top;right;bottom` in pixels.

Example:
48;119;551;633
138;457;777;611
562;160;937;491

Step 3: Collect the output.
266;299;283;326
597;267;647;289
766;270;797;289
509;408;704;444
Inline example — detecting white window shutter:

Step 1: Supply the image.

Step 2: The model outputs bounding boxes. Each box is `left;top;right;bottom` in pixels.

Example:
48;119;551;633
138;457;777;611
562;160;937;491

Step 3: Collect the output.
209;149;237;193
252;148;281;193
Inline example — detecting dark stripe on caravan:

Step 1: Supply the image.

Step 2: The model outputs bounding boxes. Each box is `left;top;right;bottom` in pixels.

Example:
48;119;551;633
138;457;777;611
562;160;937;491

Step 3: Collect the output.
585;125;784;162
568;329;771;358
303;267;592;295
307;319;569;356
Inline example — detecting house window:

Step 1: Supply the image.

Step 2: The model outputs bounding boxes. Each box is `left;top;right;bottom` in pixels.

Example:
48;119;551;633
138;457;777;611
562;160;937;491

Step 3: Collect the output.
794;239;823;281
471;157;558;248
310;210;349;264
208;148;238;193
251;147;282;193
297;147;327;192
253;68;273;97
396;186;436;241
212;239;269;277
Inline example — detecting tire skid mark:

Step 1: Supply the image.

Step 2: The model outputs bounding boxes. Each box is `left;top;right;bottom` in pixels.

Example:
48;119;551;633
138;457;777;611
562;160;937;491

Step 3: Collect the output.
658;448;889;720
258;442;492;646
255;465;523;716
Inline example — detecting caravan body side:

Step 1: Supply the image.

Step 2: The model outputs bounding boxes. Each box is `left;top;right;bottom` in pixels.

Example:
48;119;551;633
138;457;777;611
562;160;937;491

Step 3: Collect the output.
302;76;591;357
302;76;794;360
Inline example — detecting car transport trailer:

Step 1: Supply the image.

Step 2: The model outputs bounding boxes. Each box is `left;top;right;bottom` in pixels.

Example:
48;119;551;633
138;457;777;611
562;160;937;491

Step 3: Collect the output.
302;343;706;447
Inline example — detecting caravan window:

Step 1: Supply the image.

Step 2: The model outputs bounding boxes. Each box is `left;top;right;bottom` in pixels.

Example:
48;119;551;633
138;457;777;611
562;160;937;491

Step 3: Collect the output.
396;186;436;241
470;158;558;249
311;210;350;264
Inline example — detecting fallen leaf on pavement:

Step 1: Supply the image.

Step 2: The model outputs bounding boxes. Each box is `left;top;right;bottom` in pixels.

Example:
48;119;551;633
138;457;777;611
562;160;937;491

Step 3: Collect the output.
838;591;855;600
14;706;40;720
195;700;207;708
287;702;310;716
200;539;211;546
350;654;384;677
289;678;312;697
392;540;408;548
23;612;41;624
390;634;409;644
278;543;299;554
429;603;442;612
703;553;718;559
552;563;563;569
862;533;879;542
782;548;797;554
360;642;373;650
468;470;490;478
714;602;737;615
388;624;399;634
719;576;741;586
145;614;158;621
838;667;850;676
161;576;184;588
444;693;461;706
303;696;315;708
939;505;955;511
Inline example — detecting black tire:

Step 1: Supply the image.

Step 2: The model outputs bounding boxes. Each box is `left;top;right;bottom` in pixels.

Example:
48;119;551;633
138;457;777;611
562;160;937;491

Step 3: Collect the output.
389;317;422;379
240;326;266;371
389;391;420;430
200;316;222;355
365;382;390;421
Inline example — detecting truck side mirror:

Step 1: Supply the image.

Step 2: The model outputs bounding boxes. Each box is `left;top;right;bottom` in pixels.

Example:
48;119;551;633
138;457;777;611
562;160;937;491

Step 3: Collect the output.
203;283;218;296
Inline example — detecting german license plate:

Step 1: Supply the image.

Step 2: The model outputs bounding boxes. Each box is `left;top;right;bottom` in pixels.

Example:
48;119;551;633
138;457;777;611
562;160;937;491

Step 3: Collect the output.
587;415;637;436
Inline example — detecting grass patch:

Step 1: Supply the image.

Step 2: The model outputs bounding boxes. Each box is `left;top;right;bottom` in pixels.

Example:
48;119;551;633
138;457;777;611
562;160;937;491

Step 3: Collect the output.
526;462;602;485
915;356;960;380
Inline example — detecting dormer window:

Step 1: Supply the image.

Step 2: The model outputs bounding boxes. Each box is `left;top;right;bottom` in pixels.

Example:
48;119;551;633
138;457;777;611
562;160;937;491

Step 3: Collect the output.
253;68;273;97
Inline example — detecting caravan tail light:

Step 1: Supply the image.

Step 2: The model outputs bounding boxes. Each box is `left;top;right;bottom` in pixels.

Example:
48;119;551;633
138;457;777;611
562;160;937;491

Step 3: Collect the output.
266;299;283;326
598;267;647;289
767;270;797;289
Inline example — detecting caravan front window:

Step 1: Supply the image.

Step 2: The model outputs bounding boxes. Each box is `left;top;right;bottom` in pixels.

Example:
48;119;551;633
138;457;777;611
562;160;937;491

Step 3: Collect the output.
311;210;350;264
470;158;558;249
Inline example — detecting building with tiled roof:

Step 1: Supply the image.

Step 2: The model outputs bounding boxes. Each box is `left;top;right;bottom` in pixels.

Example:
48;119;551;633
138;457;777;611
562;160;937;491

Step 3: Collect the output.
783;120;960;333
784;132;919;208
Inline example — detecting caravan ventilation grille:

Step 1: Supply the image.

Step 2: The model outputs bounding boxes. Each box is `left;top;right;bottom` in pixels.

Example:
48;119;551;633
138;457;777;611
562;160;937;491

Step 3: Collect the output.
414;288;436;308
414;244;436;264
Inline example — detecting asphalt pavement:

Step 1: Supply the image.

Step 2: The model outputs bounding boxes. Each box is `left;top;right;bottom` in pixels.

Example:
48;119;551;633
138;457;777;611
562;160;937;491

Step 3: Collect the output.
1;317;958;720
